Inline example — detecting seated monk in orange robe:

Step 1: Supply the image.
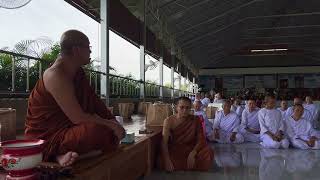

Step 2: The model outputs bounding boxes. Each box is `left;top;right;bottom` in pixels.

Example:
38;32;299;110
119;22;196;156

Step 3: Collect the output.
25;30;125;167
160;97;214;172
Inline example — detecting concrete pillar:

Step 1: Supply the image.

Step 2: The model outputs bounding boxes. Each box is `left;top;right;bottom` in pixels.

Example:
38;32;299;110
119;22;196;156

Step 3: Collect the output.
100;0;110;105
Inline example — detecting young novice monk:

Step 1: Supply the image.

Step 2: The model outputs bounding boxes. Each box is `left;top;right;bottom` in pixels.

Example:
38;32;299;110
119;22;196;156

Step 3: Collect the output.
161;97;214;172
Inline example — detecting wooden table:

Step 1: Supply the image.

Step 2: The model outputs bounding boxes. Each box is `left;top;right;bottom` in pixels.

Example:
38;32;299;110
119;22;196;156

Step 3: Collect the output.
62;128;162;180
0;128;163;180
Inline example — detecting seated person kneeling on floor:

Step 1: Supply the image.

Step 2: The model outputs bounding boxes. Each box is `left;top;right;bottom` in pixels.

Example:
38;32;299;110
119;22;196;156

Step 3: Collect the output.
208;100;244;144
285;103;320;149
160;97;214;172
239;98;261;142
258;95;289;149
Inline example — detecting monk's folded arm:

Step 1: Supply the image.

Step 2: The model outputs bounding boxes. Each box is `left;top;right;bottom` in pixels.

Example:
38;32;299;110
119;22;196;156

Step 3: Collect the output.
162;118;172;162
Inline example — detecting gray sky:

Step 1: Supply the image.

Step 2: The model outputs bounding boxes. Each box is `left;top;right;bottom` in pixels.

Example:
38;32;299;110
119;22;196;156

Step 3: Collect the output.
0;0;188;85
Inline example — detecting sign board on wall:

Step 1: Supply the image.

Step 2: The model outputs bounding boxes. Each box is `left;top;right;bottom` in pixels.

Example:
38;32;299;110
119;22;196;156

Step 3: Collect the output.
245;75;276;88
199;76;215;91
304;74;320;88
223;76;243;89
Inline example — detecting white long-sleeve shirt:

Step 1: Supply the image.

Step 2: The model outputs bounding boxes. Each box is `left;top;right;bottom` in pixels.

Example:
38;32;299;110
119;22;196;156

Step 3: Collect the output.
285;106;312;122
284;116;319;141
213;110;240;133
303;103;319;124
231;105;245;120
276;107;287;120
241;108;260;131
194;110;213;137
258;108;284;135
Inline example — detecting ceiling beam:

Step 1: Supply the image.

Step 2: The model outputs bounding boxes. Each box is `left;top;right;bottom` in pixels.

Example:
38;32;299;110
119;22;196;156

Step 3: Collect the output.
179;11;320;46
165;0;211;21
175;0;263;37
159;0;179;9
247;24;320;31
241;34;320;40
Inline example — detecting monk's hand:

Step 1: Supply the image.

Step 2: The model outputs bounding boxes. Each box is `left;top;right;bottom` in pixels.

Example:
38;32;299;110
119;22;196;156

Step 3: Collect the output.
187;150;196;169
165;158;174;172
105;121;126;140
230;132;237;142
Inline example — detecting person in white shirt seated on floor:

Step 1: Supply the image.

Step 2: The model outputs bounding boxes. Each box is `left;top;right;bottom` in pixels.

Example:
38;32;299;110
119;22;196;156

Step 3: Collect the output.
284;103;320;149
208;100;244;144
231;97;244;121
201;93;211;108
240;98;261;142
285;97;312;124
277;100;288;120
214;93;224;103
258;95;289;149
193;100;213;139
303;96;319;128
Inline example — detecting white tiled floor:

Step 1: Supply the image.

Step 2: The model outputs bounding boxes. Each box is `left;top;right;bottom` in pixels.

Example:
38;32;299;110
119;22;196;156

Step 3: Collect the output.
145;143;320;180
128;115;320;180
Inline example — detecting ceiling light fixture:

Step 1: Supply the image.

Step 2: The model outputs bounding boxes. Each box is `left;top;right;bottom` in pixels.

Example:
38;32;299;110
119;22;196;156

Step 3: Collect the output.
250;48;288;52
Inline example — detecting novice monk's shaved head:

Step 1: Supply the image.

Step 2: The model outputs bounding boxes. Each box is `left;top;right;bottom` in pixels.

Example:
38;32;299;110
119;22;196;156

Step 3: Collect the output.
59;30;91;65
60;30;89;52
175;97;192;118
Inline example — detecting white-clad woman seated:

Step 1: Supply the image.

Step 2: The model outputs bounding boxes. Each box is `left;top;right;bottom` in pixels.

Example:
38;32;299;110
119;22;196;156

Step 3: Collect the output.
285;103;320;149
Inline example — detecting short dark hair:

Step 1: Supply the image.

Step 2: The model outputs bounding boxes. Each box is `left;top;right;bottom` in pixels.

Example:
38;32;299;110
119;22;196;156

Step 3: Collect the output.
248;96;256;101
174;96;192;105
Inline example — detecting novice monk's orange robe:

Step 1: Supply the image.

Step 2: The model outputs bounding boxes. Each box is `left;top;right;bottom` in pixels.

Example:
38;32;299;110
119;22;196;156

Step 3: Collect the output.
25;68;118;161
161;115;214;171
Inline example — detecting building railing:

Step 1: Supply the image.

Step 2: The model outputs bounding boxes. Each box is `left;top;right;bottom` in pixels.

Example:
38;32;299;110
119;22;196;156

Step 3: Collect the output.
0;49;192;98
86;70;191;98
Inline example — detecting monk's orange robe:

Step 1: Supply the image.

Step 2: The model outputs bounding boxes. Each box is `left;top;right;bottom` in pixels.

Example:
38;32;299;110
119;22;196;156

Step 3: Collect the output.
25;68;118;161
161;115;214;171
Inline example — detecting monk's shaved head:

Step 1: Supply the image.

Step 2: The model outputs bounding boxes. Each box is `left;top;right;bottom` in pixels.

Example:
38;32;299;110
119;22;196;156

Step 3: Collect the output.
60;30;89;55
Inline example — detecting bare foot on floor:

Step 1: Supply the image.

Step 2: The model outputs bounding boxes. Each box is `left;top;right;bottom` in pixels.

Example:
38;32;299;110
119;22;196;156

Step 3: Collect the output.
56;152;79;167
